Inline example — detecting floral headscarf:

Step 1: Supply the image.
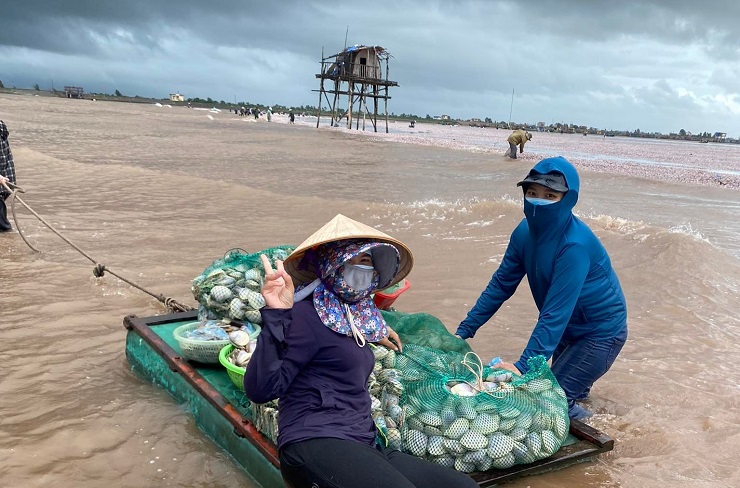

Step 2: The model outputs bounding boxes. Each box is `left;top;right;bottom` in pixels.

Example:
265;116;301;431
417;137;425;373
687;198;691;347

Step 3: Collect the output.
299;239;400;345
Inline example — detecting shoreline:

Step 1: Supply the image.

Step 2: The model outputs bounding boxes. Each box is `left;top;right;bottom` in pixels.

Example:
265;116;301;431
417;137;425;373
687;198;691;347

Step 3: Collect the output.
2;91;738;190
298;116;740;190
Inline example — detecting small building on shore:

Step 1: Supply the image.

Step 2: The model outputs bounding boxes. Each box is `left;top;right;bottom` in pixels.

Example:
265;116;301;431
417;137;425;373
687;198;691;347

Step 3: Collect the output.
169;93;185;102
64;86;84;98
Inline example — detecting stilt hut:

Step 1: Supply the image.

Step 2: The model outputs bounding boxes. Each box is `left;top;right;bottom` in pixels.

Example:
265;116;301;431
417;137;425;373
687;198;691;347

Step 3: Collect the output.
314;45;398;133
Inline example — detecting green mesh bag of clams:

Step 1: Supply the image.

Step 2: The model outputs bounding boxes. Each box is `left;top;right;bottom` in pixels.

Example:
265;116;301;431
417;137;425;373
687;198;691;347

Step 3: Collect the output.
372;312;570;473
192;245;295;322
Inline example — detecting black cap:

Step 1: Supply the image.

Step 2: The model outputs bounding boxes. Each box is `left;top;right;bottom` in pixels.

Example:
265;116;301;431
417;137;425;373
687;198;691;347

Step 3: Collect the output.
516;172;568;192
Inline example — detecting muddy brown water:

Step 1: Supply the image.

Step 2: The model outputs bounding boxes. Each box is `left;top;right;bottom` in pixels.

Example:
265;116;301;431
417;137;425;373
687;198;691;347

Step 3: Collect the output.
2;94;739;487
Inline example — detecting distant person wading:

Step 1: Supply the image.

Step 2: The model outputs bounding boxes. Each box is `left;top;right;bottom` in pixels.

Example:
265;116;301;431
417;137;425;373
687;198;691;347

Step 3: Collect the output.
507;129;532;159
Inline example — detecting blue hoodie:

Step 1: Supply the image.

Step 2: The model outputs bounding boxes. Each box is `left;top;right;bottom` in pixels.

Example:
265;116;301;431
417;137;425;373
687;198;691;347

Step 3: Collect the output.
456;157;627;373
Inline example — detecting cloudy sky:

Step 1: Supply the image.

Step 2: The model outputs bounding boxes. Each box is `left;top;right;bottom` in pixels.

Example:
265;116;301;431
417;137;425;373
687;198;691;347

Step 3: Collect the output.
2;1;739;135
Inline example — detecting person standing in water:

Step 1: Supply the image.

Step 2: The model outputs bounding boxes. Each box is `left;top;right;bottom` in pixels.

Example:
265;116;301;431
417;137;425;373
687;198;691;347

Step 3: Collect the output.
456;157;628;420
0;119;17;232
506;129;531;159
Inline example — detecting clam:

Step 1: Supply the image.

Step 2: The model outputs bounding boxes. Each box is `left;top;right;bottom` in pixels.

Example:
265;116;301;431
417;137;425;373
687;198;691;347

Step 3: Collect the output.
430;455;455;469
440;409;457;429
541;429;559;456
229;298;248;320
454;458;476;473
370;396;382;412
244;268;262;282
238;289;265;310
511;440;530;463
381;391;399;409
442;438;466;456
417;411;443;427
476;454;493;472
382;353;396;369
404;429;428;457
384;378;404;396
388;405;404;425
460;431;488;450
422;425;444;437
531;411;547;431
386;428;402;450
461;449;486;465
210;285;233;303
456;402;478;421
372;345;391;360
508;427;528;442
443;418;470;439
449;382;477;397
243;309;262;324
490;452;516;470
244;279;262;291
377;369;401;383
229;330;251;347
553;415;568;438
406;417;424;432
427;436;446;456
470;412;500;435
486;433;515;459
234;349;251;367
524;432;542;455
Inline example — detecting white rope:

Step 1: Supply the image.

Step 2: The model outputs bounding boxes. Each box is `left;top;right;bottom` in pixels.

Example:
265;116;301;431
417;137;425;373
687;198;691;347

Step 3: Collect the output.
343;303;366;347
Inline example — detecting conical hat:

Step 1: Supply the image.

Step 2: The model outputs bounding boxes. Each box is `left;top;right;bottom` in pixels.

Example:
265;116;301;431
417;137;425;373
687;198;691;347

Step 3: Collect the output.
283;214;414;287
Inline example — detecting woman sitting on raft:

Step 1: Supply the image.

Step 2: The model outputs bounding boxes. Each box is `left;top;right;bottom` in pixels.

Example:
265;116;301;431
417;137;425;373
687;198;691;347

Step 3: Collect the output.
244;214;478;488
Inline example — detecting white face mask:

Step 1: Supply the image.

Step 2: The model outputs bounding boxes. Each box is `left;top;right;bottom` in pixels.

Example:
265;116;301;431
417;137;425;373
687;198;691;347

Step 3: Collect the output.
342;263;376;291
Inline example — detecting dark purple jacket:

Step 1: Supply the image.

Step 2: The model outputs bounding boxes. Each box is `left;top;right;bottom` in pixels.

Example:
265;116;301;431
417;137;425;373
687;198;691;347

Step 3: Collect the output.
243;298;377;449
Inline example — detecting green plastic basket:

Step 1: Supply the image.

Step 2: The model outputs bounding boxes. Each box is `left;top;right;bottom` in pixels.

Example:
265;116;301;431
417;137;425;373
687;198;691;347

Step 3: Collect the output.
219;344;246;391
173;322;230;364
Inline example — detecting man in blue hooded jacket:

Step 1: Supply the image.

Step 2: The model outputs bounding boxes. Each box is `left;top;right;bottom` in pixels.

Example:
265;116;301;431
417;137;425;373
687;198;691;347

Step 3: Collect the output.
456;156;628;420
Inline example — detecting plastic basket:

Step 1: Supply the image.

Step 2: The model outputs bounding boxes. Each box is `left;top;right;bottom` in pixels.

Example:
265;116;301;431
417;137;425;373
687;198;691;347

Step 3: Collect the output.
373;278;411;310
173;322;261;364
219;344;246;391
173;322;230;364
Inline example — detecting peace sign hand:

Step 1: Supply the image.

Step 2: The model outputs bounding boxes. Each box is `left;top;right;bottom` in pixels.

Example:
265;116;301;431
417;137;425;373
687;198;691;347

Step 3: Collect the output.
260;254;295;309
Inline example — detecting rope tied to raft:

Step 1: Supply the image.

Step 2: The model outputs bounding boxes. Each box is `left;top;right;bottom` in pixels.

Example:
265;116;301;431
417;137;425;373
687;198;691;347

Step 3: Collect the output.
1;181;194;313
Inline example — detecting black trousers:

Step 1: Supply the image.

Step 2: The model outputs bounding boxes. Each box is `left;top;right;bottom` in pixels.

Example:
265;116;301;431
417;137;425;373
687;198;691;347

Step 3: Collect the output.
279;438;479;488
0;195;11;232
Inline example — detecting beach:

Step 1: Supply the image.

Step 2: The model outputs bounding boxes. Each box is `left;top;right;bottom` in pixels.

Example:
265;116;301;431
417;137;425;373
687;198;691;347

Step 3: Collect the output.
1;93;739;488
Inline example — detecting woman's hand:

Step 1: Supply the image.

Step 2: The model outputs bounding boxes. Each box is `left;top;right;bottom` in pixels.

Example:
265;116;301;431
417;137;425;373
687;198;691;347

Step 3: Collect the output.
498;361;521;375
378;326;402;353
260;254;294;309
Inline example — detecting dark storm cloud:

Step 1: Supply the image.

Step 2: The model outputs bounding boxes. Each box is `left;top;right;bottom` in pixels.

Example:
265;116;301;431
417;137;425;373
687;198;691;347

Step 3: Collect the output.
2;1;740;134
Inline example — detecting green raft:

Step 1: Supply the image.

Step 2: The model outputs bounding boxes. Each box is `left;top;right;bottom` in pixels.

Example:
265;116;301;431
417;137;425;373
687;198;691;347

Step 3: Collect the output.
123;311;614;487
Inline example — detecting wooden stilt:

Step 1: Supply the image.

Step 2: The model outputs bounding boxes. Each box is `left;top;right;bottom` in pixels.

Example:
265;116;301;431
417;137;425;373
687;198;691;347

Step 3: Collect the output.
313;45;397;133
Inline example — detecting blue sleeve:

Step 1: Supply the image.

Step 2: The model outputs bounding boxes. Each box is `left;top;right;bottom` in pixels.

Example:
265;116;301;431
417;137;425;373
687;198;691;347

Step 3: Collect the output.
456;236;526;339
243;307;319;404
514;243;589;373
